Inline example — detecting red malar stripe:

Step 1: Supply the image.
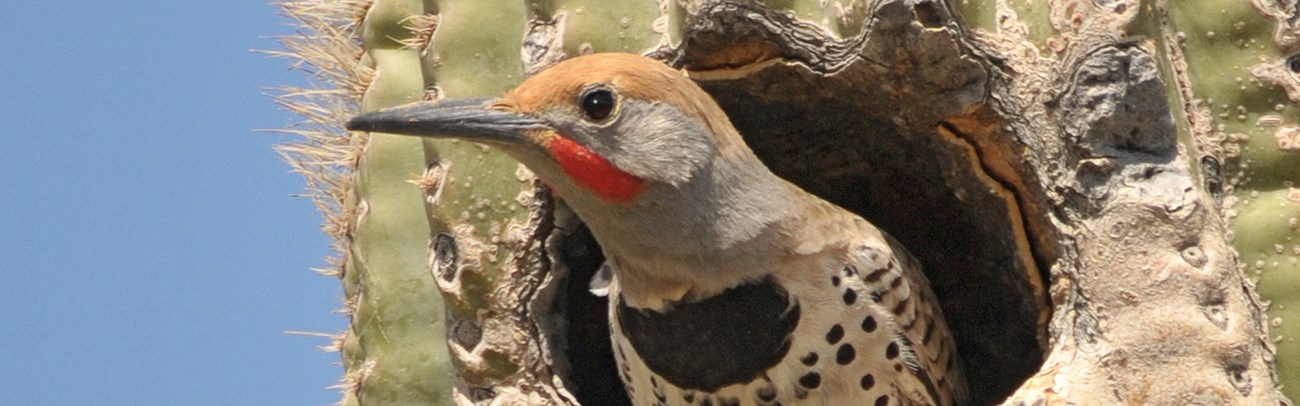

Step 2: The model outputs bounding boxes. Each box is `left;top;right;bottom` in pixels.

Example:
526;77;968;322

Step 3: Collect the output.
547;137;646;203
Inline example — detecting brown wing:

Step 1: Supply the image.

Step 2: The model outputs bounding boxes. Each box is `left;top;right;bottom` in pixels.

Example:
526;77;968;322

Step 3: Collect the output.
853;232;968;406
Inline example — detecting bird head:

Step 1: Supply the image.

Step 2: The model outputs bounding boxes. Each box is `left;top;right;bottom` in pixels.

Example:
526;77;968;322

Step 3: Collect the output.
347;53;742;207
348;54;794;302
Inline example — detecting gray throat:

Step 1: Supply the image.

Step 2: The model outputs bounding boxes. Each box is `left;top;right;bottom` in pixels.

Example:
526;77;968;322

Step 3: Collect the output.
574;153;813;309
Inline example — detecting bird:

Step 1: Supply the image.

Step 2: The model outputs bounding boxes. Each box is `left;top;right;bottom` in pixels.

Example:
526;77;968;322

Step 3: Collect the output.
347;53;968;406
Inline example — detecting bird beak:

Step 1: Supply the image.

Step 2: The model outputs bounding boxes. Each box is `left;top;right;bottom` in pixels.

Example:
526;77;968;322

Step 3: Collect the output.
345;98;550;147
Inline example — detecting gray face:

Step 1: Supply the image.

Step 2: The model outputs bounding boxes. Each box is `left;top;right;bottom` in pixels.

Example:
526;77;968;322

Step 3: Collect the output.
537;87;718;187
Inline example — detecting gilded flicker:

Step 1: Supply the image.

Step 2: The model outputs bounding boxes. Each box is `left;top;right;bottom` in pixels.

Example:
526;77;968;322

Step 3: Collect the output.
348;53;968;406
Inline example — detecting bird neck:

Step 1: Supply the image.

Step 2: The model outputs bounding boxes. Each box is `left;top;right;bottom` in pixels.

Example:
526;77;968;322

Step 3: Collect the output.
576;150;816;310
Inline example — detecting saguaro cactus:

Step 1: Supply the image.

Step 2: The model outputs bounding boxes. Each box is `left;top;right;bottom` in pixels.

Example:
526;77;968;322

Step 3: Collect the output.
274;0;1296;404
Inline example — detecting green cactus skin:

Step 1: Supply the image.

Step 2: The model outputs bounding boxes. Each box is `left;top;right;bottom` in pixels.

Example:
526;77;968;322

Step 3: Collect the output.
340;0;457;404
1166;0;1300;398
534;0;664;54
421;0;531;319
417;1;538;397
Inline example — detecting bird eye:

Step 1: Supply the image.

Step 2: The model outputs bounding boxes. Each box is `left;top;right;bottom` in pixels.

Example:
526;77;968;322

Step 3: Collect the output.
580;88;616;121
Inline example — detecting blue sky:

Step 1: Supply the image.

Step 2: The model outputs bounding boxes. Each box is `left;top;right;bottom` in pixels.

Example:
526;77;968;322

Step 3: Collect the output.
0;2;345;405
